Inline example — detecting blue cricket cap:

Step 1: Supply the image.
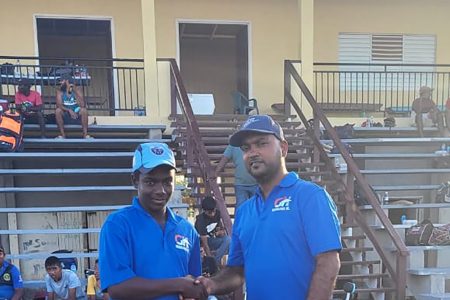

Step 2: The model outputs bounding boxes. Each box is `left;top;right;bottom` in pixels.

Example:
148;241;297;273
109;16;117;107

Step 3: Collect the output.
229;115;285;147
132;142;176;174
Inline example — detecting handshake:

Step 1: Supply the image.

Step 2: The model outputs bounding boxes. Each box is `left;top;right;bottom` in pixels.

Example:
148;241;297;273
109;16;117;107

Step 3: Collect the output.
177;275;217;300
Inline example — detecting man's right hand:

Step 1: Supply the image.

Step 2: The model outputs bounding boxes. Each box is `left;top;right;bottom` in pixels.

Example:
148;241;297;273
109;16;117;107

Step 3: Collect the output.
178;276;209;300
194;276;215;295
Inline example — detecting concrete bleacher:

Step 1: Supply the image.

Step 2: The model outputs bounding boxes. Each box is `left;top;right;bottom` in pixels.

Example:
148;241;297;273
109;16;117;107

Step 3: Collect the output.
0;123;185;298
329;127;450;299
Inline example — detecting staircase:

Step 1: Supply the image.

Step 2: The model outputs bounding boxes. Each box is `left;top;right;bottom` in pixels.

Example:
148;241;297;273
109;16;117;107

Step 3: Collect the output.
172;113;401;299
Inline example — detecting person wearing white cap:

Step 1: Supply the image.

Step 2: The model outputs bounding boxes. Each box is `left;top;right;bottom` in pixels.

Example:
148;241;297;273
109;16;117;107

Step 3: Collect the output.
99;142;207;300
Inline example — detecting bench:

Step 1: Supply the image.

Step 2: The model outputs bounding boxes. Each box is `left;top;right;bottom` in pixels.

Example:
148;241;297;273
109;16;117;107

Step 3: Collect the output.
24;124;166;139
328;153;441;160
0;168;132;175
0;185;135;193
318;103;383;112
324;137;450;145
386;104;447;117
361;168;450;174
372;184;441;191
22;138;169;151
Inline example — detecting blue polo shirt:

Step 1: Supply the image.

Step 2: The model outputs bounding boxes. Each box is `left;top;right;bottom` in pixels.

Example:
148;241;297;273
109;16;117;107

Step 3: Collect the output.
0;260;23;300
228;172;342;300
99;197;201;300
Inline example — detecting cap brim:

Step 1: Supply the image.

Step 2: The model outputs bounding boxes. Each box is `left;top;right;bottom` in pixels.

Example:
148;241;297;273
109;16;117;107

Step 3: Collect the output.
137;162;177;174
229;129;278;147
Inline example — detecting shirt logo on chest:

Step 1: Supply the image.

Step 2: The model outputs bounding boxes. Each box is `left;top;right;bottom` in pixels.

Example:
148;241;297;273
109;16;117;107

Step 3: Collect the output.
272;196;292;212
2;273;11;282
175;234;191;252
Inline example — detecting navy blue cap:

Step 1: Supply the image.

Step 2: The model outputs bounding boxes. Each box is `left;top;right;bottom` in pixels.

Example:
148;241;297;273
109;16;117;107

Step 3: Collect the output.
229;115;285;147
132;142;176;174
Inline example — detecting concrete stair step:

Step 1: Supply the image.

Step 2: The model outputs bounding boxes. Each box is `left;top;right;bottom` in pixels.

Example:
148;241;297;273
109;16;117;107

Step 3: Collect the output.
418;293;450;300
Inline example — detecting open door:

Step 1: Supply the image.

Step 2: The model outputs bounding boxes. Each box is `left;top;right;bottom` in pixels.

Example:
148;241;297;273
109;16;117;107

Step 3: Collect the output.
36;18;114;116
178;22;249;114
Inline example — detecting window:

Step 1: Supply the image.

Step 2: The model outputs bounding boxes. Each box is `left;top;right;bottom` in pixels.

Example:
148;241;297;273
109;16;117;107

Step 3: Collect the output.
339;33;436;90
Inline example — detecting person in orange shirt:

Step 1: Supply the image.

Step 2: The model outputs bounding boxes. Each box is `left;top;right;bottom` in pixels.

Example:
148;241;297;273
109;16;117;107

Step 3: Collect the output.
14;79;46;138
86;260;109;300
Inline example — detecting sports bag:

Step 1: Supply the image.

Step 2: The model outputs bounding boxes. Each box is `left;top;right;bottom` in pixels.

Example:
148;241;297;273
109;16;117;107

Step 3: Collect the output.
428;224;450;246
405;220;434;246
0;108;24;152
321;123;354;140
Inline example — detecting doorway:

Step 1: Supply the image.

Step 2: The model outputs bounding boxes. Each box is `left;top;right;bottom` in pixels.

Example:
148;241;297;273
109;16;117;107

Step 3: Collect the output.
35;17;115;115
178;22;250;114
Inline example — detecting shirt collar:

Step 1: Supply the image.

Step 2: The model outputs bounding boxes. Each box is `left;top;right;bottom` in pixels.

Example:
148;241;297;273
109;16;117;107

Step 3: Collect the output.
279;172;299;188
132;196;179;225
254;172;299;203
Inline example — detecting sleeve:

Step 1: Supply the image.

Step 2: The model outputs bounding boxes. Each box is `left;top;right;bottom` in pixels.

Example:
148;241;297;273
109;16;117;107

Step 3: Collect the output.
45;274;53;292
223;145;233;159
86;275;96;295
188;232;202;277
301;189;342;257
11;265;23;289
226;210;244;267
34;91;43;106
194;215;207;236
99;217;136;291
68;271;82;289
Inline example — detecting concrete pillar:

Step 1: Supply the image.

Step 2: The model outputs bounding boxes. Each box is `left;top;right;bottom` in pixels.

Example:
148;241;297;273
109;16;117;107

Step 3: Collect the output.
141;0;160;121
298;0;314;118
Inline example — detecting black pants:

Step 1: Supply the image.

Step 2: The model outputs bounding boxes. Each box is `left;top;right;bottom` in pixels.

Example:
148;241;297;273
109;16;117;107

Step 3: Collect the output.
23;111;46;137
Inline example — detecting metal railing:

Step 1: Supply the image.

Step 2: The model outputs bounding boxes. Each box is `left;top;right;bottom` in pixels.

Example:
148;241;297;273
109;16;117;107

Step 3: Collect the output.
162;58;232;234
0;56;145;116
308;61;450;114
285;60;409;299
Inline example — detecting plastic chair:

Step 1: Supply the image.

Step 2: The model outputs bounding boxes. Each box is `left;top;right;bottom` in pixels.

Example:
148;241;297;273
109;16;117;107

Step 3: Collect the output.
232;91;259;115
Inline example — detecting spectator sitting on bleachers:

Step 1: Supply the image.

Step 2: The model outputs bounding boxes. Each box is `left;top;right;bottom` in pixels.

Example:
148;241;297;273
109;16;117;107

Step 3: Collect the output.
0;245;23;300
411;86;445;137
15;78;46;138
44;256;85;300
55;74;91;139
86;259;109;300
195;196;231;266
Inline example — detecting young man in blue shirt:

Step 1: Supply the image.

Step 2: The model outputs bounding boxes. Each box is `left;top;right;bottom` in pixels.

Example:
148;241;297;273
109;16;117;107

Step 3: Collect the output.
0;245;23;300
196;115;342;300
99;142;207;300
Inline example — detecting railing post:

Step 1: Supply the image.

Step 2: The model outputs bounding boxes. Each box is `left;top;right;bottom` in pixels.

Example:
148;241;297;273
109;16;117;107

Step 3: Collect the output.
170;69;177;117
346;173;355;225
396;253;407;299
284;60;291;115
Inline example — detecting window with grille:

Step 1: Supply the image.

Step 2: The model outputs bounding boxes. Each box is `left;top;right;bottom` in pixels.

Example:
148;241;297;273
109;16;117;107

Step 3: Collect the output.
338;33;436;90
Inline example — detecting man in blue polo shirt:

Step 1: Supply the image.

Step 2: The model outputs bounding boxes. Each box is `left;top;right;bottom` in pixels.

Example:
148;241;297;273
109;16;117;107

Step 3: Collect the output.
0;245;23;300
196;115;342;300
99;142;207;300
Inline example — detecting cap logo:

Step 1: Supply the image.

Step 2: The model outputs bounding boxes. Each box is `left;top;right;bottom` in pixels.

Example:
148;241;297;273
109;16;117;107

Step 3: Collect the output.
242;117;258;128
151;146;164;155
